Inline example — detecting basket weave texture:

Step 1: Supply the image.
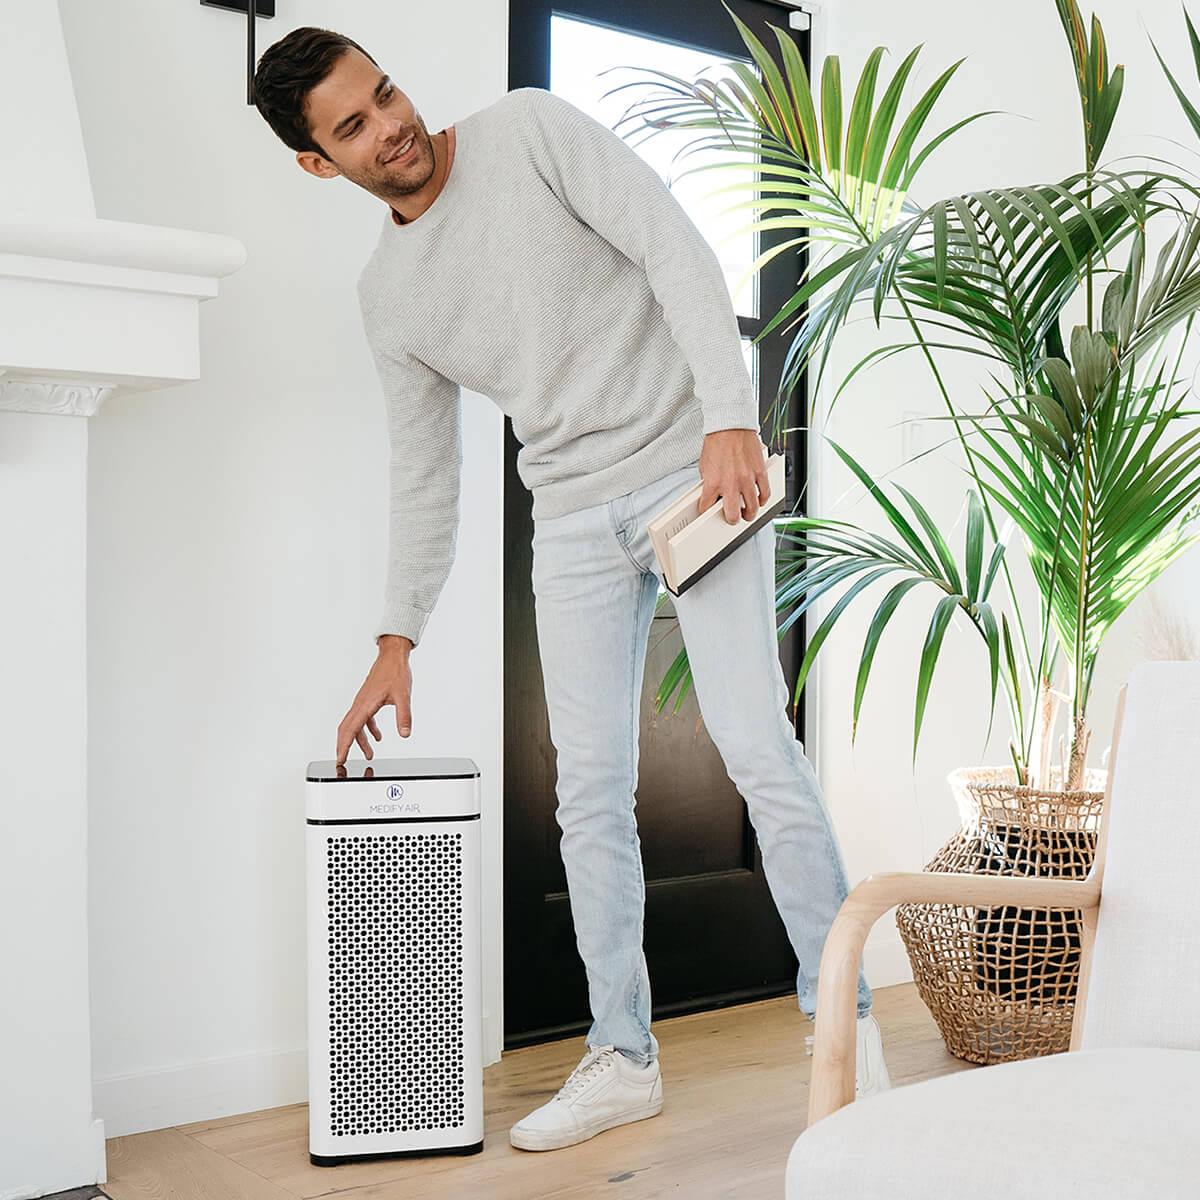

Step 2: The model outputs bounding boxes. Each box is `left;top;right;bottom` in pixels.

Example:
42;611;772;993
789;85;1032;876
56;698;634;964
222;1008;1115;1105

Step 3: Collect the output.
895;765;1106;1064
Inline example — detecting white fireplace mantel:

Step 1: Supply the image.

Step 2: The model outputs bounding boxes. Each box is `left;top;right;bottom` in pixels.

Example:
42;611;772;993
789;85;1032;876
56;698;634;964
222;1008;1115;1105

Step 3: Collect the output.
0;209;246;1195
0;213;246;415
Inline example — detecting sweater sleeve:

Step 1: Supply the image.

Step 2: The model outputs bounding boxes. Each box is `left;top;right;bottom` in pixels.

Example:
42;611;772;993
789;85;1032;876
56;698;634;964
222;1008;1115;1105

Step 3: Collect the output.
360;314;462;648
518;86;759;436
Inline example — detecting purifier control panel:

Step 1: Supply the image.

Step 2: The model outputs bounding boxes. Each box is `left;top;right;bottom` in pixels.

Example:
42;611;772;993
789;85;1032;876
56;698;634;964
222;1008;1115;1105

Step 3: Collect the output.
305;758;480;823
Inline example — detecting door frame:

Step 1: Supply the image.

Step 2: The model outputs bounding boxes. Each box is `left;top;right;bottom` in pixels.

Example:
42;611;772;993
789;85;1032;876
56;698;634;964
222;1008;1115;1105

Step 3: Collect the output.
503;0;813;1048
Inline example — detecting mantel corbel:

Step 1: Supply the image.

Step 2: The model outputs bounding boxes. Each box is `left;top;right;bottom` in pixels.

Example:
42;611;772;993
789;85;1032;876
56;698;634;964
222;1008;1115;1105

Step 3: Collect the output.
0;371;116;416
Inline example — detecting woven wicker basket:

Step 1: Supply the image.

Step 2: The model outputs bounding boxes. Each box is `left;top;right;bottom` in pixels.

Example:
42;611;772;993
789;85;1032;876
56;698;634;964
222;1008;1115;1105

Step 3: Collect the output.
894;765;1106;1064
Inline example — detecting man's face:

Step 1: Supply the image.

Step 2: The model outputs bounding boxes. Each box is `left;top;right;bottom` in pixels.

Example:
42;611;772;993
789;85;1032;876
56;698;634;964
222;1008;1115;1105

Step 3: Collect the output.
297;49;435;202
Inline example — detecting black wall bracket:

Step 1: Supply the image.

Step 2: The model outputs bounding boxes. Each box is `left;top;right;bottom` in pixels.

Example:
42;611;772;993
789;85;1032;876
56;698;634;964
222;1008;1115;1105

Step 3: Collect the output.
200;0;277;105
200;0;276;16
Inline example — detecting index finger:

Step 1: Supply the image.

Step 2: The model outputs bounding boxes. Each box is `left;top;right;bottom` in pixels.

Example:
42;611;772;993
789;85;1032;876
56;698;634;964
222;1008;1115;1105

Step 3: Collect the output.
336;707;363;766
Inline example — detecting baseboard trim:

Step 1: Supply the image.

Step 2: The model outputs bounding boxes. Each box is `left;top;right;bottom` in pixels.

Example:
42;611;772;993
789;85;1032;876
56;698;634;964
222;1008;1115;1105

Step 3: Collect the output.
93;943;911;1139
865;934;915;990
90;1115;107;1183
93;1046;308;1138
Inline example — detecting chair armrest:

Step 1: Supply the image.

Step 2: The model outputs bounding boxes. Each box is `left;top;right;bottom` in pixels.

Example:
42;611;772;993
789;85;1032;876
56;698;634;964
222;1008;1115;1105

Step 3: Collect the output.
807;870;1102;1126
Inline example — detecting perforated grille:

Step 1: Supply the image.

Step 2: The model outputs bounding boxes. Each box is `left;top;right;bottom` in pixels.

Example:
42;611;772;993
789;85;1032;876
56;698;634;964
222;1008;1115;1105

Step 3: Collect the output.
326;831;466;1137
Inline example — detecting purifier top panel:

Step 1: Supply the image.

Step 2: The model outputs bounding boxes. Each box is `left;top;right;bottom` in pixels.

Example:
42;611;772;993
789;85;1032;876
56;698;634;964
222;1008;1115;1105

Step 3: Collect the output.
306;757;479;782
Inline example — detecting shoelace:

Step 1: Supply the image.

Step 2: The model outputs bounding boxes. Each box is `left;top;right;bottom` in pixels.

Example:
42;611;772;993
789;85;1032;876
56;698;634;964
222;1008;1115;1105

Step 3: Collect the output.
556;1046;613;1101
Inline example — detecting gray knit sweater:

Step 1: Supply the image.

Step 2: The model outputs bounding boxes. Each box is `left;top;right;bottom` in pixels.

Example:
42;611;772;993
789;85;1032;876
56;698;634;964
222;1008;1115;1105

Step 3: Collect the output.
357;86;759;646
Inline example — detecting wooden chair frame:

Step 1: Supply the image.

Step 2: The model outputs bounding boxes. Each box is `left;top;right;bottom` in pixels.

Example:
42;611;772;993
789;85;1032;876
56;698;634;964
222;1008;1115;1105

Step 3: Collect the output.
807;685;1128;1126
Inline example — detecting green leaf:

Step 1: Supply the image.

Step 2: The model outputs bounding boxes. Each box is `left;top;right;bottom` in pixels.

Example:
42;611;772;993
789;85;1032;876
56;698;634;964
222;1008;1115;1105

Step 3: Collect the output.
772;22;822;164
879;58;966;200
1055;0;1123;167
1040;357;1083;429
725;59;788;142
859;45;922;222
899;111;996;196
821;56;843;185
982;532;1009;597
1070;324;1116;403
654;642;692;714
1001;611;1021;722
951;195;982;263
827;440;941;575
976;601;1002;723
844;47;885;208
1187;3;1200;78
853;576;925;741
722;4;801;148
893;483;963;593
933;201;948;306
792;566;897;707
913;594;961;761
1028;391;1077;446
965;489;985;602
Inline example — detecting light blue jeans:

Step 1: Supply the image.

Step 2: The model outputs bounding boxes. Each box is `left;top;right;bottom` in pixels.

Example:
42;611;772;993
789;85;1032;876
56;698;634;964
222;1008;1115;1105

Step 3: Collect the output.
531;458;873;1066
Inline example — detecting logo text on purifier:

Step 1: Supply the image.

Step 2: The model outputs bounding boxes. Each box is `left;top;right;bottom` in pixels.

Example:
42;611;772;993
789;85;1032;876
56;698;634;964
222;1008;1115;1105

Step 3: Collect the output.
370;783;419;815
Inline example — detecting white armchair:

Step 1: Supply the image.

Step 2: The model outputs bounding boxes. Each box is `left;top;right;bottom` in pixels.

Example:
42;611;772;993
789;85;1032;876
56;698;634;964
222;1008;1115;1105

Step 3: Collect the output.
785;660;1200;1199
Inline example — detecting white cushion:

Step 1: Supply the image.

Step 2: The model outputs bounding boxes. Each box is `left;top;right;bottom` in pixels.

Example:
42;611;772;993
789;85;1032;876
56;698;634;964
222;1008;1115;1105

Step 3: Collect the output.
1082;661;1200;1050
786;1047;1199;1200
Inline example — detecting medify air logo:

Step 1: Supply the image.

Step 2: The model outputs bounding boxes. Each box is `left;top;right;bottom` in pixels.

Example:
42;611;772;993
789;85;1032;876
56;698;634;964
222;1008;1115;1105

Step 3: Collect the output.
369;782;420;816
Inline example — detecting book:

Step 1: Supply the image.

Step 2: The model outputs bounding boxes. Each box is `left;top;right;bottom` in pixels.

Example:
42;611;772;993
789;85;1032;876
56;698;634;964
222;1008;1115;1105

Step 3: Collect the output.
648;449;787;596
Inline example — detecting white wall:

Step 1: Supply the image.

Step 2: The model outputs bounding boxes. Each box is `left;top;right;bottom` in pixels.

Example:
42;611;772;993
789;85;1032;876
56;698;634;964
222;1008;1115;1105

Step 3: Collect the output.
0;413;105;1195
58;0;506;1137
810;0;1200;982
0;2;106;1192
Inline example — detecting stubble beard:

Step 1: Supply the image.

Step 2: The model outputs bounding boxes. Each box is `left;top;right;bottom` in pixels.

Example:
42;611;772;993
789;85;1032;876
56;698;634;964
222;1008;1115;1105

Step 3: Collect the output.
373;117;436;202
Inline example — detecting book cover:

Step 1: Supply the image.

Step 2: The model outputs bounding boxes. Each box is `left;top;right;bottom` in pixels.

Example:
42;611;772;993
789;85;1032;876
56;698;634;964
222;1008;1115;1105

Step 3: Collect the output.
648;451;788;596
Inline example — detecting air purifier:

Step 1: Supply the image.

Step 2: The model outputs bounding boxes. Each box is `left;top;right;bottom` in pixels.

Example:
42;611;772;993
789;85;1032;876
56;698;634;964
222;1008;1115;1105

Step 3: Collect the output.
305;756;484;1166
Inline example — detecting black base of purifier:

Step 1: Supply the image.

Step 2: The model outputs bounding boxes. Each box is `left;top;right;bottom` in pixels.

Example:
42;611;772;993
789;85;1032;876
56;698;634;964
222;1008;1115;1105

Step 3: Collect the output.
311;1138;484;1166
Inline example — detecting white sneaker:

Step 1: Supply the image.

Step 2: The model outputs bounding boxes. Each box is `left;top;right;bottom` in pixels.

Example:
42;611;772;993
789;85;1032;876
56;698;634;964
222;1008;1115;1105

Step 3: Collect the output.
854;1012;891;1097
804;1013;892;1099
509;1044;663;1151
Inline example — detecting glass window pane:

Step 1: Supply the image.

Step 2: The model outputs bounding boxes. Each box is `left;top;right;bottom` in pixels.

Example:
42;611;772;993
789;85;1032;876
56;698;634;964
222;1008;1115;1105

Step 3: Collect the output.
741;336;757;395
549;14;759;320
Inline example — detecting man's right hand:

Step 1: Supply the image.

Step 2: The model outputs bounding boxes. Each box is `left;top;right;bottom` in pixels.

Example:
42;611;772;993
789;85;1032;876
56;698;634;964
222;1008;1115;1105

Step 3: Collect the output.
336;635;414;765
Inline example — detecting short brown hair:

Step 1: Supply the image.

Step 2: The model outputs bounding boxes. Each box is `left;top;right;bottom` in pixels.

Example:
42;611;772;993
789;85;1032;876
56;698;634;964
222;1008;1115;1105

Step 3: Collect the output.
253;27;378;156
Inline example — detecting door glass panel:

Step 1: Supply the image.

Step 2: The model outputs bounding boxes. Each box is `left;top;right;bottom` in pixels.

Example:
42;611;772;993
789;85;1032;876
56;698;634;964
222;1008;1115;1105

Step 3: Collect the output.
741;335;757;391
549;14;759;321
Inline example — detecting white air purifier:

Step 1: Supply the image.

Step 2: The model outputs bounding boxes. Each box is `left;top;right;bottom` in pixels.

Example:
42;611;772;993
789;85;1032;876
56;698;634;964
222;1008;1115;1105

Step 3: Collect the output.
305;757;483;1166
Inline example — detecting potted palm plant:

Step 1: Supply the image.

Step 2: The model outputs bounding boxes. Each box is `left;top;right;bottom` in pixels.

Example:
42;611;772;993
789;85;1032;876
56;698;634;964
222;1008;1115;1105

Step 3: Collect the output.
619;0;1200;1062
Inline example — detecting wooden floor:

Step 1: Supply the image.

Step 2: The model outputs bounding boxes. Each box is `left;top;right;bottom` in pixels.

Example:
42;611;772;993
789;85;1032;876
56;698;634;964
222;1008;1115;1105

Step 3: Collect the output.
100;983;975;1200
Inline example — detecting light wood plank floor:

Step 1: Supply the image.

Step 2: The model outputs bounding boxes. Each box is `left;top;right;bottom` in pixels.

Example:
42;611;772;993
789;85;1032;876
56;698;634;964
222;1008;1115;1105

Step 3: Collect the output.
101;983;974;1200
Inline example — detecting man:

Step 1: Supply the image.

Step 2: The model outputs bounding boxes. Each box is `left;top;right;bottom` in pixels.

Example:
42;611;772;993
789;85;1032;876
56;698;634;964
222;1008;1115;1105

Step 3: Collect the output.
253;26;889;1153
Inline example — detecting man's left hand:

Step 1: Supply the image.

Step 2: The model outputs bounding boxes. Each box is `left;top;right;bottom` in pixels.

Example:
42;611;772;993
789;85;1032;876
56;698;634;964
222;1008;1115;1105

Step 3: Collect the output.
699;429;770;525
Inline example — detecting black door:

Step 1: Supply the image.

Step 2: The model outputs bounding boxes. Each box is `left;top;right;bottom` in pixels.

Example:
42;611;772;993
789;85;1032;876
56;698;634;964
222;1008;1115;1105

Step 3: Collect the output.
504;0;810;1047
